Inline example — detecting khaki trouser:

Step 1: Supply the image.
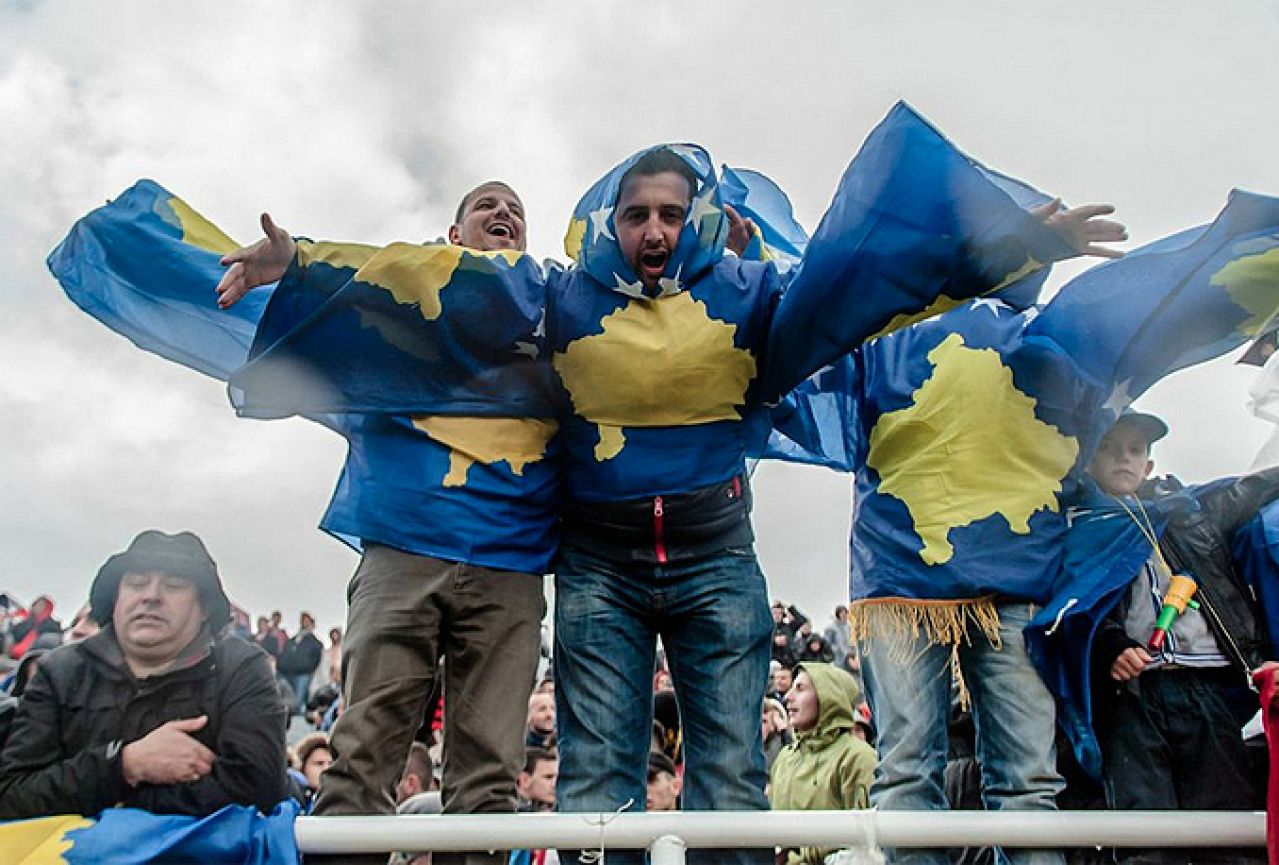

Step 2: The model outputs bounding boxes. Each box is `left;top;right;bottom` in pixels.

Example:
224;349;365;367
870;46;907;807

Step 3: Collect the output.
313;544;545;862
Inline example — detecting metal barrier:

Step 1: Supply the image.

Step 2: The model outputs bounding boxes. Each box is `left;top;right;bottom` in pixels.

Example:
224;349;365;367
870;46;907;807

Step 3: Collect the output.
295;810;1267;859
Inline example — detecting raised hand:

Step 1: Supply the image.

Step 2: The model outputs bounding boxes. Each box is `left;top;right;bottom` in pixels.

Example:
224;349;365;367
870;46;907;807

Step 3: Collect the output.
215;213;296;308
724;204;758;258
1032;199;1127;260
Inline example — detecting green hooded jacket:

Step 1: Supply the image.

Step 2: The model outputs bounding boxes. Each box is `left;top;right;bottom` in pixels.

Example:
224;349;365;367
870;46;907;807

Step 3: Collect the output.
768;663;877;865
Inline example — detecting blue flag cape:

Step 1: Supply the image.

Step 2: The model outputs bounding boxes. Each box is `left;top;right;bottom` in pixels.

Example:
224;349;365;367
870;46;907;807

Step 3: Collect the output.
760;188;1279;621
1025;479;1272;781
47;183;561;573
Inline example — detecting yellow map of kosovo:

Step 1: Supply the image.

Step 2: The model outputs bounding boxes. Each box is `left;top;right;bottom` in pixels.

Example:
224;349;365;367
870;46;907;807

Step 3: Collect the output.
1211;235;1279;335
552;291;756;460
412;416;558;487
866;332;1079;565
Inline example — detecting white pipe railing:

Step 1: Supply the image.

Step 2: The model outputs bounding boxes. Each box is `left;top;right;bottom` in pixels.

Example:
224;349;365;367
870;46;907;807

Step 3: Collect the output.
295;810;1267;856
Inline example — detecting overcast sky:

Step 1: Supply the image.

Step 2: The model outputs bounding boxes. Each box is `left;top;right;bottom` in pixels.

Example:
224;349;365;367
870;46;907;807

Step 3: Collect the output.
2;1;1277;634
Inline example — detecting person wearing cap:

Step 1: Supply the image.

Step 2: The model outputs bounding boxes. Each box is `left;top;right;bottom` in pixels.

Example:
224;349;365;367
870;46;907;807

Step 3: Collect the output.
0;530;289;819
1044;411;1279;863
768;663;876;865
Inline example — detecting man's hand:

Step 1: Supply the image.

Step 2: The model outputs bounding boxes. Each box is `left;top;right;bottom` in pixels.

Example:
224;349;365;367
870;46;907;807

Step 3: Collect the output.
1031;199;1127;260
1110;646;1151;682
120;715;217;786
215;213;296;309
724;204;757;258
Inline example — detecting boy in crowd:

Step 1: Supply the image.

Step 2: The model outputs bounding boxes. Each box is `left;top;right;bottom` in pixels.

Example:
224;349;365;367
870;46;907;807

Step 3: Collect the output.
1071;411;1279;863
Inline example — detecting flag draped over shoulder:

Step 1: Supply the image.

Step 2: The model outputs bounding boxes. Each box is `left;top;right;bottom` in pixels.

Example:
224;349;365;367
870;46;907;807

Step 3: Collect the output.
1022;485;1180;779
229;242;556;420
217;102;1076;421
0;801;298;865
47;179;270;381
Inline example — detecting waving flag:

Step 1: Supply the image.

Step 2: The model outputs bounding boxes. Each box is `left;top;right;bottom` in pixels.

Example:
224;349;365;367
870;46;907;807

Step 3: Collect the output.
1026;190;1279;410
759;101;1074;400
229;241;556;419
0;801;298;865
47;179;269;381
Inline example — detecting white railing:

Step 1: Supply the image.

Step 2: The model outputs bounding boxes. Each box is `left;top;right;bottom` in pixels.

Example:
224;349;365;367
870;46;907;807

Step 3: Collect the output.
295;810;1267;858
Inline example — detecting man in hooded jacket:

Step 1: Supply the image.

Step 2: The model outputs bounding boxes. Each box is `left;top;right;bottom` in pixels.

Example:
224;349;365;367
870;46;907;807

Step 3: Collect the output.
769;662;877;865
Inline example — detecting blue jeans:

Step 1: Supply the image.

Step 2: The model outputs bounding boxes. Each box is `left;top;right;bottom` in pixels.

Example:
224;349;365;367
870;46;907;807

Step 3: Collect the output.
858;600;1064;865
554;544;773;865
285;673;312;715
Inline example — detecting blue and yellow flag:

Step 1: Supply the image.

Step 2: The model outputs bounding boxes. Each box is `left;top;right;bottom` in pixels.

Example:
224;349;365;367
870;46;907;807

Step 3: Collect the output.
47;179;270;382
220;103;1076;424
46;182;562;573
759;101;1074;401
229;239;556;420
1027;190;1279;408
0;801;298;864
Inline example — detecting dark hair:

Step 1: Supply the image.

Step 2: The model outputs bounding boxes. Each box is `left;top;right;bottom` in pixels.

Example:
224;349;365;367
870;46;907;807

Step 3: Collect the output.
522;745;557;775
402;741;434;786
617;150;697;206
454;181;521;224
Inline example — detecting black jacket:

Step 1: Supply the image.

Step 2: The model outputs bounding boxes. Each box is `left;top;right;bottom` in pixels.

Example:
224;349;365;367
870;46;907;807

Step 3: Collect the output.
562;475;753;563
277;630;323;677
0;627;289;818
1093;468;1279;686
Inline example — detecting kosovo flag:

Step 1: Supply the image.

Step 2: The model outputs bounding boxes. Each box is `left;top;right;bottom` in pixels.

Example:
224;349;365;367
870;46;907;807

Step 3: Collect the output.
1234;498;1279;653
222;103;1077;421
0;801;298;864
759;101;1075;400
719;165;806;275
229;240;556;420
47;179;270;382
1027;189;1279;419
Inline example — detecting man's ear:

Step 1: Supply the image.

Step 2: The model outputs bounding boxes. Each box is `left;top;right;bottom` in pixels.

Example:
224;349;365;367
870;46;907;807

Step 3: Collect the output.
447;225;462;245
1143;458;1155;480
672;773;682;796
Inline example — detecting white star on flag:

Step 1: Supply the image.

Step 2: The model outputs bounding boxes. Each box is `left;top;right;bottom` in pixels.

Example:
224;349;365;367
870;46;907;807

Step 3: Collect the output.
971;298;1005;317
589;206;614;241
657;265;684;297
612;273;646;298
1102;378;1135;417
688;191;720;228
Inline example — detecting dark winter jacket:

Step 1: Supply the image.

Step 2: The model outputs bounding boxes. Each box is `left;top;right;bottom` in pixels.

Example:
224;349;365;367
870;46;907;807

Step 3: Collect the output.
1092;469;1279;688
0;626;288;818
1028;469;1279;780
277;629;324;677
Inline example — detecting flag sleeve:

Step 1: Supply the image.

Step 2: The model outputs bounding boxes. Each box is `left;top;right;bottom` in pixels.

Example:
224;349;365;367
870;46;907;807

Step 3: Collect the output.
47;179;268;382
758;102;1073;402
1028;190;1279;404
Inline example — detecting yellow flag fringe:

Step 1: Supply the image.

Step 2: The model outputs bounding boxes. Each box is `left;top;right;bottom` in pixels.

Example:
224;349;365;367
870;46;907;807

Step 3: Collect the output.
849;597;1002;710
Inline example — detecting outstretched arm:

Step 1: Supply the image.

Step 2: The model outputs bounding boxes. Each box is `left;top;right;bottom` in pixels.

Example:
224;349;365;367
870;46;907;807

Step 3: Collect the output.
216;213;297;308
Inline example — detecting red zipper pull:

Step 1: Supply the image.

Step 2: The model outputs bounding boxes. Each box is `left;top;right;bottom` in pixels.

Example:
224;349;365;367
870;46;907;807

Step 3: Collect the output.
653;495;668;564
